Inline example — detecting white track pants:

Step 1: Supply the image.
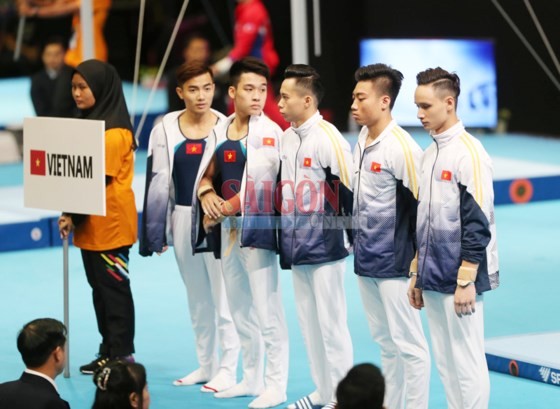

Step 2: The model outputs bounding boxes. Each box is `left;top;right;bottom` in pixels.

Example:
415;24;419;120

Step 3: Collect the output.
220;229;289;393
292;260;354;404
172;206;240;378
423;291;489;409
358;276;430;409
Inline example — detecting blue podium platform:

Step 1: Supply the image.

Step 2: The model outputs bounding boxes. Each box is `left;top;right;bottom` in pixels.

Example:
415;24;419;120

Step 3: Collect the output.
486;332;560;387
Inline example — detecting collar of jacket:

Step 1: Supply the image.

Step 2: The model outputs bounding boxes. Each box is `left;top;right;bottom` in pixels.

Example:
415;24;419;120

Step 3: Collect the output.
162;108;226;133
357;119;396;149
215;112;265;141
430;120;465;146
291;110;323;138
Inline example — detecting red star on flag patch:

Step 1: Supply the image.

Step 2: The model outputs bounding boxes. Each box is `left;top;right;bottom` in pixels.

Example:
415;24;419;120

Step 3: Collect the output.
441;170;452;181
30;150;46;176
224;150;236;162
263;137;275;147
303;157;312;167
371;162;382;173
186;143;202;154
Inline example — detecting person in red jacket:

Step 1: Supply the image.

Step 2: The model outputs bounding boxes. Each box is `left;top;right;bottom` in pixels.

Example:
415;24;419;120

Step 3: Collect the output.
212;0;288;129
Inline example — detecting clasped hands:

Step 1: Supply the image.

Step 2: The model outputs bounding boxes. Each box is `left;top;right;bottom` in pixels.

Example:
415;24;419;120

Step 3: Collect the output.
200;191;241;233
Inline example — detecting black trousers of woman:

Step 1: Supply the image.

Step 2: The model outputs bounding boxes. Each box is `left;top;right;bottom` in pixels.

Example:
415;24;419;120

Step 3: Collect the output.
81;246;135;358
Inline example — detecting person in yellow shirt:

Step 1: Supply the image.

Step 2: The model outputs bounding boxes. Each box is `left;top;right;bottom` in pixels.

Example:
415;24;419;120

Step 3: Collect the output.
58;59;137;375
17;0;111;66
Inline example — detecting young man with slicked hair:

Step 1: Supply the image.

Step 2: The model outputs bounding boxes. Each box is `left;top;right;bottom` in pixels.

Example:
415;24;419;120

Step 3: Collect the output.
278;64;354;409
351;63;430;409
198;56;289;409
411;67;499;409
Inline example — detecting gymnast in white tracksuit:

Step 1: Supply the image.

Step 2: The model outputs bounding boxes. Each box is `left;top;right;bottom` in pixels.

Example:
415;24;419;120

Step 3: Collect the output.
197;57;289;409
411;67;499;409
351;64;430;409
139;62;240;393
277;64;354;409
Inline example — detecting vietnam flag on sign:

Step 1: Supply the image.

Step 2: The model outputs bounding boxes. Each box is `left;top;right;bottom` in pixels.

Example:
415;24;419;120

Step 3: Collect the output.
30;150;46;176
186;143;202;155
441;170;452;181
370;162;382;173
303;157;312;167
224;150;236;162
263;137;275;147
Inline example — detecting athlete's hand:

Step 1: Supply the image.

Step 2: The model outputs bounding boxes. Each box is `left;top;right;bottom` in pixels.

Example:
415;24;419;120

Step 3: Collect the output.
454;284;476;317
201;191;224;219
203;214;221;233
407;275;424;310
220;194;241;216
156;245;169;255
58;214;74;239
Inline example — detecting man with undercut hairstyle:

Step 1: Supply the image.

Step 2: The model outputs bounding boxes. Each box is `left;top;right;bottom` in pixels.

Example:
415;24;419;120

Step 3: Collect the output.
411;67;499;409
278;64;354;409
197;56;289;409
0;318;70;409
351;63;430;409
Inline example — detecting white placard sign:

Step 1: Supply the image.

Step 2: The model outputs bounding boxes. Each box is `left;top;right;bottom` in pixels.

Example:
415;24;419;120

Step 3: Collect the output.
24;117;106;216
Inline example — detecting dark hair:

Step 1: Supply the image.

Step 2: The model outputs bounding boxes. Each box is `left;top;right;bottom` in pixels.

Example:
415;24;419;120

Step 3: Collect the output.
354;63;403;109
416;67;461;108
229;56;270;87
176;60;213;87
92;361;147;409
17;318;67;368
41;36;68;54
336;363;385;409
283;64;325;105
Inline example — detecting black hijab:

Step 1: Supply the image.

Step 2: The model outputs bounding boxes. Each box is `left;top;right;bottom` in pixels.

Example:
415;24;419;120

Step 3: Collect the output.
74;59;134;135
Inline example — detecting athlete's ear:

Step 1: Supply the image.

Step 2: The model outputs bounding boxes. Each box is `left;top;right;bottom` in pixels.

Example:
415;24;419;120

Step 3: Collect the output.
445;95;456;112
381;95;391;110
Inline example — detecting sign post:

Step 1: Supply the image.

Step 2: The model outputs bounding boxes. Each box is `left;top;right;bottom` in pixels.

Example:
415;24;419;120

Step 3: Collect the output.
24;117;106;377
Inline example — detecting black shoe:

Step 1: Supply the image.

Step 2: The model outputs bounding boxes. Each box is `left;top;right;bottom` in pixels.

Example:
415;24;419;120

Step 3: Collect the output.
80;356;110;374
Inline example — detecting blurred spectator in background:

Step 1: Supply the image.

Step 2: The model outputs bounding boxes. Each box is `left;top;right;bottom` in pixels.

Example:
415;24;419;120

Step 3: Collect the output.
212;0;287;129
17;0;111;67
30;36;75;117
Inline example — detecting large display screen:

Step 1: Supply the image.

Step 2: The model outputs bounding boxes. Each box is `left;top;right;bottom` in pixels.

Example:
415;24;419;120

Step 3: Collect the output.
359;39;497;128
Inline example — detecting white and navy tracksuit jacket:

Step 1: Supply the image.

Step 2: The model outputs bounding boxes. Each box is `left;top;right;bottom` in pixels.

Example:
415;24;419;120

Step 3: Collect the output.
139;109;226;256
195;112;283;252
279;111;354;268
352;121;422;278
416;121;499;293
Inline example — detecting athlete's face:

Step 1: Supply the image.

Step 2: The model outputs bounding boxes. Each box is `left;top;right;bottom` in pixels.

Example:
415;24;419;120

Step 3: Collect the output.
229;72;267;117
278;78;309;124
414;84;456;134
350;80;390;127
71;73;96;110
176;72;215;114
